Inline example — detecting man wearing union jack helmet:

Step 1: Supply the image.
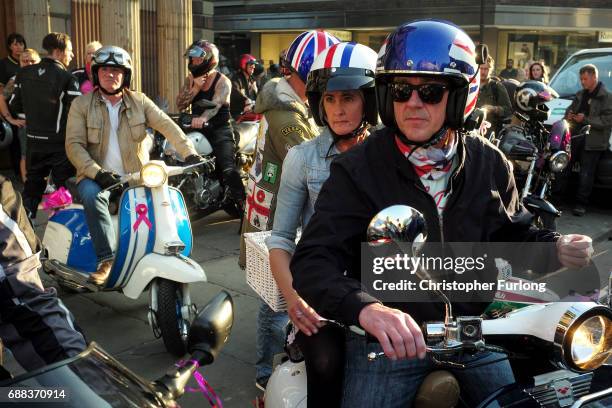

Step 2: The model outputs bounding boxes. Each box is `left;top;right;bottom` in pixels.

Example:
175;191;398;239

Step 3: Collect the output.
238;30;340;391
290;20;593;406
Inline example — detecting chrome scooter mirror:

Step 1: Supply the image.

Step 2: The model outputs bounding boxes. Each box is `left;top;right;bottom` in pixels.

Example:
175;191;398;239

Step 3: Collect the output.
365;206;483;361
366;204;427;255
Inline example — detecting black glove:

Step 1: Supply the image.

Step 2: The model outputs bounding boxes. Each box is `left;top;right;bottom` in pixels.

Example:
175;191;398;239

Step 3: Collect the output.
95;169;122;189
185;154;215;174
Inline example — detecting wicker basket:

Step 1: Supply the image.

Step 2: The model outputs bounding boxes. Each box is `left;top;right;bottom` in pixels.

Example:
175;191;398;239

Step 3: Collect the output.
244;230;287;312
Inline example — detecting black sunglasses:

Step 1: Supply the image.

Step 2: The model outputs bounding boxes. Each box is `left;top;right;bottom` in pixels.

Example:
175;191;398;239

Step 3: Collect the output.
390;83;448;104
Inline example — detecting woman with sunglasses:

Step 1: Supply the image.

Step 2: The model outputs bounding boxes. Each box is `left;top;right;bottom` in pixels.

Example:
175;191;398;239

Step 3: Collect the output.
176;40;246;213
265;42;378;407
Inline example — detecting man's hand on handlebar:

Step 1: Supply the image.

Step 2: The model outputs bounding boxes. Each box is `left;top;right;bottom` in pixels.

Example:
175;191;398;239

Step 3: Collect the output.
191;117;207;129
358;303;427;361
95;169;122;189
185;154;215;174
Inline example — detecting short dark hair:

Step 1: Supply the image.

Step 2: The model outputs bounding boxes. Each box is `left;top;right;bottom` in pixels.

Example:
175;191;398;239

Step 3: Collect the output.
579;64;598;77
6;33;26;52
42;32;71;54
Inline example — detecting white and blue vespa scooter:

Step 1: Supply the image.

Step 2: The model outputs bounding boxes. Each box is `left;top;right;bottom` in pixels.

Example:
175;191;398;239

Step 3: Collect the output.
42;160;211;356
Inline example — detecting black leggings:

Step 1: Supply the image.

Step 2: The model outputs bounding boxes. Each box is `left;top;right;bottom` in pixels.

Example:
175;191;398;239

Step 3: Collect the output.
205;123;245;202
23;149;75;217
294;324;345;408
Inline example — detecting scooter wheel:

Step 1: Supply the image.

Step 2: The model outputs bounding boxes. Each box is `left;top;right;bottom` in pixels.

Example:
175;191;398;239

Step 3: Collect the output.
157;279;188;356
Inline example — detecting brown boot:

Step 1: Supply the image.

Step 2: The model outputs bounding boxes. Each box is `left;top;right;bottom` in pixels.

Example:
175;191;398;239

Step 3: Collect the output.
88;260;113;286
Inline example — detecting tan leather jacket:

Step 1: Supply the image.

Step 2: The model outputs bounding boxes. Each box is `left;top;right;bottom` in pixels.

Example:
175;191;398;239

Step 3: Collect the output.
66;89;197;182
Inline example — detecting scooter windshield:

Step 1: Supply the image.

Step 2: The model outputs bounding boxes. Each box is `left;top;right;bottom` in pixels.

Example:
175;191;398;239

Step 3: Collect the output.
0;343;164;407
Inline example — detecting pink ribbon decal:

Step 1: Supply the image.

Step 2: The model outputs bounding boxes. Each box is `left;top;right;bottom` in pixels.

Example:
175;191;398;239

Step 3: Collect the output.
133;203;152;231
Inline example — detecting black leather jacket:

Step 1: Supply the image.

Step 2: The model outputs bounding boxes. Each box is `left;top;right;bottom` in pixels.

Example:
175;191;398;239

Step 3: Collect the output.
291;127;560;326
9;58;81;151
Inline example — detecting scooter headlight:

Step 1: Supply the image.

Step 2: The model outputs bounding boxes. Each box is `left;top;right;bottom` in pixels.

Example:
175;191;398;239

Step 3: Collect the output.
141;162;167;187
555;304;612;372
570;315;612;371
549;151;570;173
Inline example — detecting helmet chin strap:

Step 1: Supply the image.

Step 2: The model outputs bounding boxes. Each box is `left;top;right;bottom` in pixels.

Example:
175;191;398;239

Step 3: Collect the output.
395;125;449;148
328;120;368;141
100;85;124;96
324;118;368;158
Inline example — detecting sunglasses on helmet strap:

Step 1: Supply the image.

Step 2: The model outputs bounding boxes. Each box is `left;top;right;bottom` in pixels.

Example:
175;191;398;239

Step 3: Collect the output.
389;82;448;104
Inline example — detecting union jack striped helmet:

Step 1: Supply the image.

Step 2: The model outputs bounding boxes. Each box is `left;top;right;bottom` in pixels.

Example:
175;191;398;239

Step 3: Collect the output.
307;42;379;127
375;20;481;130
284;30;340;83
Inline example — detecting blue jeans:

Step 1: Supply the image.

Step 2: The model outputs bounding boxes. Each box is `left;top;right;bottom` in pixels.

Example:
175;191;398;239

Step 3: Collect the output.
76;179;114;263
255;301;289;383
342;332;515;407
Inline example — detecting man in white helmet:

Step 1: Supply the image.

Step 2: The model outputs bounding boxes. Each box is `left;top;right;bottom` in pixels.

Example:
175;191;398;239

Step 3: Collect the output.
66;46;203;286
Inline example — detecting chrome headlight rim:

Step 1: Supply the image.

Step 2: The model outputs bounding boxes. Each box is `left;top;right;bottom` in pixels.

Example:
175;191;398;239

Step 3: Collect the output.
140;162;168;188
553;304;612;372
549;151;570;173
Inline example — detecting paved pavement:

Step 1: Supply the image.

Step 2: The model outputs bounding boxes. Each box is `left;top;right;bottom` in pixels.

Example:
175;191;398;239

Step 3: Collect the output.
4;201;612;407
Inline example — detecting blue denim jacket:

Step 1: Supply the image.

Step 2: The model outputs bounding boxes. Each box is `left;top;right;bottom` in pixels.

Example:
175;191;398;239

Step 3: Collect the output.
266;128;339;254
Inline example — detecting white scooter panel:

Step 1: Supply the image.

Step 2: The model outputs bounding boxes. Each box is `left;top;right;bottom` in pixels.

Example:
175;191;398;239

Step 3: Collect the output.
106;185;193;289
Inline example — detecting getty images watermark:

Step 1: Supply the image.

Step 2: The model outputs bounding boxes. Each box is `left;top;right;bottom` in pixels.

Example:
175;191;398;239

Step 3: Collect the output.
361;242;608;303
371;253;547;293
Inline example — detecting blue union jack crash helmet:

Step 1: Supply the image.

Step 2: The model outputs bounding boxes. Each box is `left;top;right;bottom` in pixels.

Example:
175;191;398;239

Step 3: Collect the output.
283;30;340;83
376;19;483;131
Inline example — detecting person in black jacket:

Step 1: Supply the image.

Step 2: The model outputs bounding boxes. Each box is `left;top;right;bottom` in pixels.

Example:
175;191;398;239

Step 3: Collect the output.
290;20;594;407
0;33;26;93
9;32;81;218
0;175;86;371
230;53;258;119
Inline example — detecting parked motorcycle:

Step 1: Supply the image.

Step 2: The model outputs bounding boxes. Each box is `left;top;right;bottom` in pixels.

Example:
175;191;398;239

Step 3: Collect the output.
42;160;213;356
0;290;234;407
496;114;583;230
264;205;612;408
155;98;258;220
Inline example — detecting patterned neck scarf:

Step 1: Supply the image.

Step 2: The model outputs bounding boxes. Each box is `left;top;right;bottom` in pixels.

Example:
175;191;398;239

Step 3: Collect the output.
395;133;458;180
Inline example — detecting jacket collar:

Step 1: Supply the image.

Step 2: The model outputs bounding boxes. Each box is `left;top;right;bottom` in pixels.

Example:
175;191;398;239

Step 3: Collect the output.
42;57;67;71
93;89;135;111
316;128;338;158
580;82;608;99
255;77;310;119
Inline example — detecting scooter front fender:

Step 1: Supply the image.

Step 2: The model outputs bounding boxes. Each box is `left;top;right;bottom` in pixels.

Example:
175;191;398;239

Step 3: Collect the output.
122;253;206;299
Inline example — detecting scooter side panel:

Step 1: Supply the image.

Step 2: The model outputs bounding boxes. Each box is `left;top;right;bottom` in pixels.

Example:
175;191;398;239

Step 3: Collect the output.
46;207;97;273
122;253;206;299
107;187;156;289
168;186;192;257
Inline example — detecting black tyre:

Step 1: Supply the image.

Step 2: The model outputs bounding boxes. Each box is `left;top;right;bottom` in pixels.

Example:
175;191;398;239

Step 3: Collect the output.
536;211;557;231
157;279;188;356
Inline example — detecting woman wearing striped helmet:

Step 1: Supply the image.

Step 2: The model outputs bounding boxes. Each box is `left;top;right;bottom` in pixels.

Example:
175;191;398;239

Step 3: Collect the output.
242;30;341;393
266;42;378;407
